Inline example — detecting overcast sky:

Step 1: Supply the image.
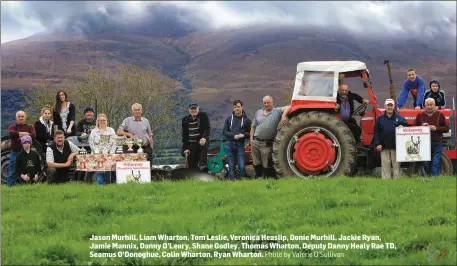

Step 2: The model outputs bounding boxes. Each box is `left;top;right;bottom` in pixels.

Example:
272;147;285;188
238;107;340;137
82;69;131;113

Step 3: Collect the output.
1;1;456;44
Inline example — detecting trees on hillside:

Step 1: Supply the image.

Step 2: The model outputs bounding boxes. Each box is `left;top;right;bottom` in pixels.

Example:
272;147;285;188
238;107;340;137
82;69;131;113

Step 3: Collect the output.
23;64;186;149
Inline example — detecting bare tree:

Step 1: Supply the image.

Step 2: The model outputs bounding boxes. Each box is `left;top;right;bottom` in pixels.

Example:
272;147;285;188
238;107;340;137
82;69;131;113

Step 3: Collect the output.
23;63;183;150
69;64;182;149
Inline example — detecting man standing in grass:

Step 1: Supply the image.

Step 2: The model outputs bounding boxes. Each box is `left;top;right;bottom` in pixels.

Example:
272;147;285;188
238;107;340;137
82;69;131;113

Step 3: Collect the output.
222;100;252;180
76;107;96;141
181;103;211;172
250;95;290;178
414;98;449;176
374;99;409;179
7;110;36;186
117;103;154;164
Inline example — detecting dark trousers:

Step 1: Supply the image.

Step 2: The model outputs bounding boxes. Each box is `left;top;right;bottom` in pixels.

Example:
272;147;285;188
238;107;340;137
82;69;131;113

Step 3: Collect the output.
344;117;361;142
45;167;70;184
188;143;208;169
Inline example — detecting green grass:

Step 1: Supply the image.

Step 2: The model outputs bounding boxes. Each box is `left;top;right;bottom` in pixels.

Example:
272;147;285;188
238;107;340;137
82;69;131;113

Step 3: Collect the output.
2;176;456;265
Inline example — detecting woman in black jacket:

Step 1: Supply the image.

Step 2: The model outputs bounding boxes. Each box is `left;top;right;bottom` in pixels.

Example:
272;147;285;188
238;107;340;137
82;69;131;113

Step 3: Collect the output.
34;105;54;153
52;90;76;137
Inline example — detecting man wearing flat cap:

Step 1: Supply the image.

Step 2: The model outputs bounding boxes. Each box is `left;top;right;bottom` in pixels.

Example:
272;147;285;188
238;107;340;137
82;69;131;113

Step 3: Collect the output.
181;103;211;172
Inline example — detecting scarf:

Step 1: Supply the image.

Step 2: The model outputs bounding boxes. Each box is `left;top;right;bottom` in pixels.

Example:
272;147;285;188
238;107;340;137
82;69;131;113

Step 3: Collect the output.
39;116;53;134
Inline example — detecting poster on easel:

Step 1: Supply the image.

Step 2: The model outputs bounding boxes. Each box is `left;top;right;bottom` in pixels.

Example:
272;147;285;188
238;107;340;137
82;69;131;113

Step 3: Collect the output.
396;126;431;162
116;161;151;183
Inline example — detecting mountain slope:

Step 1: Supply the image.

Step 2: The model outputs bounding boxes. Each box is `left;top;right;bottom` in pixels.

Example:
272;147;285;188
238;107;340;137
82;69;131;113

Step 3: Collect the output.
1;26;456;123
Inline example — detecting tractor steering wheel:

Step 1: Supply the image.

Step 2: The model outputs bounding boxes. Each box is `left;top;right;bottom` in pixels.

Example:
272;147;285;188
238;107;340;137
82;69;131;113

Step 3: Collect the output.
352;103;368;117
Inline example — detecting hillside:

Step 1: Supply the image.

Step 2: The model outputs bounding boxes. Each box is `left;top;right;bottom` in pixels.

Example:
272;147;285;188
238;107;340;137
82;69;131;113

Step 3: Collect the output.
1;26;456;132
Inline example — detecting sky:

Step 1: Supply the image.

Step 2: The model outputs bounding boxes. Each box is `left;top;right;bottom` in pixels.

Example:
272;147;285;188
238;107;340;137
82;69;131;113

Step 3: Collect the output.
1;1;456;45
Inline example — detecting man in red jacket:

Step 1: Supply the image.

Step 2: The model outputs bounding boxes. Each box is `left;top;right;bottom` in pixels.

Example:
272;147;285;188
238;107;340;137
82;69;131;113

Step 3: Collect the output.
7;110;36;186
414;98;449;176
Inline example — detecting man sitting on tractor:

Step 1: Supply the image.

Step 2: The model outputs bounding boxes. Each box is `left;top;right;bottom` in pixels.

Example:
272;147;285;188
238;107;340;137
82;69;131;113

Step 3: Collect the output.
397;68;426;109
335;84;369;142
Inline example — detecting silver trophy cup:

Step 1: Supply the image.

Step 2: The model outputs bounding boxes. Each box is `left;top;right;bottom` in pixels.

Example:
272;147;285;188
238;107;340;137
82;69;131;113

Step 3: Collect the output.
125;139;134;153
100;135;111;154
135;138;144;153
115;136;126;154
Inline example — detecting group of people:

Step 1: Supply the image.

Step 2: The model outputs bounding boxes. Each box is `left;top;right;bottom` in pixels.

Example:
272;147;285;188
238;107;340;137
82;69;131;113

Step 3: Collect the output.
6;67;450;186
7;89;154;187
334;68;449;179
373;69;449;179
181;97;290;181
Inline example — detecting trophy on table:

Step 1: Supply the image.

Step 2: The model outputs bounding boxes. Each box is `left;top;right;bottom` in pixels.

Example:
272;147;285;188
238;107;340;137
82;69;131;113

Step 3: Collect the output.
135;138;144;153
115;136;126;154
125;138;134;153
93;139;100;154
100;135;111;155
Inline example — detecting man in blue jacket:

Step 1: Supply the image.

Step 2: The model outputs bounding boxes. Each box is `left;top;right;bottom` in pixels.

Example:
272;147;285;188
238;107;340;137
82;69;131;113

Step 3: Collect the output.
374;99;409;179
222;100;252;181
397;68;426;109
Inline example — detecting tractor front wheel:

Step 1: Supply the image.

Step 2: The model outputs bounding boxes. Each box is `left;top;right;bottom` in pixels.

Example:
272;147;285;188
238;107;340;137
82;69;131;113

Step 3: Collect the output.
273;111;357;178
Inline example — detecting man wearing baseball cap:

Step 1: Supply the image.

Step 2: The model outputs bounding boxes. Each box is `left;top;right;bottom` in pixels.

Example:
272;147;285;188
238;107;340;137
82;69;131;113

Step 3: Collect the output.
14;135;43;184
181;102;211;172
374;99;409;179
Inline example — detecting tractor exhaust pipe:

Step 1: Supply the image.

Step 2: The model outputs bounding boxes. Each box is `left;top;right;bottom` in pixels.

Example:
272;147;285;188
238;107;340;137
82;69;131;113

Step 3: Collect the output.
384;60;397;107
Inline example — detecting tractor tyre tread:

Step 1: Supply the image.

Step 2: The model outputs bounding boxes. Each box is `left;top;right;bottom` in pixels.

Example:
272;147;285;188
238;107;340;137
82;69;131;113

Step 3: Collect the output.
273;111;356;178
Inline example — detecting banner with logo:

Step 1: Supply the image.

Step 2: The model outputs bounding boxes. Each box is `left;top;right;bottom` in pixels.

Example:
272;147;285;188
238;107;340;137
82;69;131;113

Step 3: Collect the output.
396;126;431;162
116;161;151;183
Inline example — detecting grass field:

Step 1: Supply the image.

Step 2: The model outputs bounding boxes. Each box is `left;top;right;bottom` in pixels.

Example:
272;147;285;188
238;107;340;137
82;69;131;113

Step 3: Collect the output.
1;176;456;265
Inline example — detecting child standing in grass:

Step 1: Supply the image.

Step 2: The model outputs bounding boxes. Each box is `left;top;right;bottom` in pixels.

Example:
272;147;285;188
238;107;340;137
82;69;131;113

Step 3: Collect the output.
14;135;43;184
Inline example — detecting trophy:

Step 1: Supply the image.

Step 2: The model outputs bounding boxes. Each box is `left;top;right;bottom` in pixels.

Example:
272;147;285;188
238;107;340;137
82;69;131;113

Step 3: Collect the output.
100;135;111;155
93;139;100;154
125;139;134;153
135;138;144;153
115;136;126;154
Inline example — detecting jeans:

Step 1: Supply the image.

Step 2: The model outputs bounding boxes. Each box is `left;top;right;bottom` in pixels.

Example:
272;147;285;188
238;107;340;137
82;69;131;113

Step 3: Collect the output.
96;171;111;184
7;151;17;187
425;142;442;176
225;141;245;180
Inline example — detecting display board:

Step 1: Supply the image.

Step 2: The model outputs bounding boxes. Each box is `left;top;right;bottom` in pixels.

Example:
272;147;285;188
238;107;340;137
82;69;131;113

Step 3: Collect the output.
396;126;431;162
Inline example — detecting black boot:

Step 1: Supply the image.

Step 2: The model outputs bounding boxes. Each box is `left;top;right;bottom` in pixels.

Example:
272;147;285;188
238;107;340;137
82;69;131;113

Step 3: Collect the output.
254;165;263;179
264;167;277;179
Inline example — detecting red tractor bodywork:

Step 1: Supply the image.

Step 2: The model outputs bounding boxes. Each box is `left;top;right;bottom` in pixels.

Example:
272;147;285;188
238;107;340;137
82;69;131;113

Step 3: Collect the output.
288;62;456;174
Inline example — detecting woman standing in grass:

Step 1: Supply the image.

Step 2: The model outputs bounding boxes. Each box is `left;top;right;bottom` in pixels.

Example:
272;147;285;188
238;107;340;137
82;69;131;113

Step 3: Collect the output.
52;90;76;137
89;113;116;184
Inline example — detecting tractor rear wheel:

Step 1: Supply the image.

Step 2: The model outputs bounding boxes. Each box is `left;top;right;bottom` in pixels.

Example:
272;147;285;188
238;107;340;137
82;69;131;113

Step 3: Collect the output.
273;111;357;178
407;153;454;176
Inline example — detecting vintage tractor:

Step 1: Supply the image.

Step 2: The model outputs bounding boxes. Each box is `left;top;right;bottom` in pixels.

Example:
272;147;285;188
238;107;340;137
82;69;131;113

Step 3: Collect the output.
272;61;456;178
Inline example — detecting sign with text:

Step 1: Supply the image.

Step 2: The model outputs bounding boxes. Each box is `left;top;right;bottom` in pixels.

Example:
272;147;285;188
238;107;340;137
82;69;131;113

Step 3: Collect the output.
116;161;151;184
396;126;431;162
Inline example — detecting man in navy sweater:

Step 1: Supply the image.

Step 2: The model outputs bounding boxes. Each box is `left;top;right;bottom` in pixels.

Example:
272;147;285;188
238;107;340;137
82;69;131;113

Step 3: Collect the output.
397;68;426;109
222;100;252;180
374;99;409;179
